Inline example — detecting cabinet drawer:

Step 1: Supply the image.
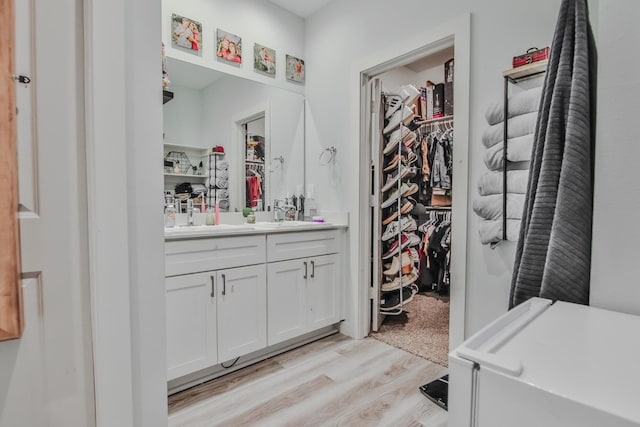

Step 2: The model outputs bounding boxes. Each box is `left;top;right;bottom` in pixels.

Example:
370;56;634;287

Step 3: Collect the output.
266;230;340;262
165;235;266;276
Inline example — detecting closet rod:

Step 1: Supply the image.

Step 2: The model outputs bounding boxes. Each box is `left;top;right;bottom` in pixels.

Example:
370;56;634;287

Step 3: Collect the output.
414;115;454;126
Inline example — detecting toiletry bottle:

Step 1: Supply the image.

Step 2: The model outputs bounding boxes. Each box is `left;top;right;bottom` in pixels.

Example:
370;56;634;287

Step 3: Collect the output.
164;199;176;227
205;206;215;226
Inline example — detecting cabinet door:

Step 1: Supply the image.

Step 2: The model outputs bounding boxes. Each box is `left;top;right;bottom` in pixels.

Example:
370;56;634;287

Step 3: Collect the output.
166;272;217;381
267;259;307;346
307;254;341;331
217;264;267;362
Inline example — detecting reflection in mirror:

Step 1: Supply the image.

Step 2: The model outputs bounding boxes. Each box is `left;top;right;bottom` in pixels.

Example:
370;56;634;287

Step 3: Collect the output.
162;57;305;214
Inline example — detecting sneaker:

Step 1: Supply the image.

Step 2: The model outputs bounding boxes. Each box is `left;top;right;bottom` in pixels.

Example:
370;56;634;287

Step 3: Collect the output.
404;232;421;248
400;197;417;214
383;251;414;277
380;286;416;310
385;94;404;119
401;182;419;197
382;208;399;226
381;216;416;241
390;84;420;105
402;131;417;149
381;235;410;259
381;271;419;291
382;125;411;155
381;166;411;192
381;183;413;208
383;106;414;135
407;151;418;165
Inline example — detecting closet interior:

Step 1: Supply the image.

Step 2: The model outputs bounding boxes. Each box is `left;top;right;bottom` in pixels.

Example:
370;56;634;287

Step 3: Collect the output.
370;46;454;368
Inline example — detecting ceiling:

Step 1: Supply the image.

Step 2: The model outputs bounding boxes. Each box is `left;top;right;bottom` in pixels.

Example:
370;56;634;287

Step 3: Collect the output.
267;0;334;18
166;57;225;90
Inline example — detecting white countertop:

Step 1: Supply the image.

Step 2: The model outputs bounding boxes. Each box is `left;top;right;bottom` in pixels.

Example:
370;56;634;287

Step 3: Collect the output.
164;221;347;240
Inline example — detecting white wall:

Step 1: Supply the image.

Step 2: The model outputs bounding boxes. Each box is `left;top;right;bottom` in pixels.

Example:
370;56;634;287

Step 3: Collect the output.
590;0;640;314
163;84;203;146
305;0;563;337
162;0;305;95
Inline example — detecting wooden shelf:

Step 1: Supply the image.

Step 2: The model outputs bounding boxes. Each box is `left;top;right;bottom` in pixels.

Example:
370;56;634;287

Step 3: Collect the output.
503;60;548;83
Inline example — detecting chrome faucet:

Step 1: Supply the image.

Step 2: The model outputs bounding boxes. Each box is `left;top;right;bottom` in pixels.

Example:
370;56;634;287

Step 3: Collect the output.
187;199;198;226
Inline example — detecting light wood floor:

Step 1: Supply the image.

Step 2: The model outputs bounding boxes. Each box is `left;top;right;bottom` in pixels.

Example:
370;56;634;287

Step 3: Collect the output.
168;333;448;427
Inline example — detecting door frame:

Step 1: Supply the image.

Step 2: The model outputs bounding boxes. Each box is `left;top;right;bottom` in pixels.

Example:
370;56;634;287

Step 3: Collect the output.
351;13;471;351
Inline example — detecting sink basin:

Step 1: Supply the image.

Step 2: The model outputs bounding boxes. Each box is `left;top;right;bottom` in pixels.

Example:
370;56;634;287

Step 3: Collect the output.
252;221;329;228
164;224;254;235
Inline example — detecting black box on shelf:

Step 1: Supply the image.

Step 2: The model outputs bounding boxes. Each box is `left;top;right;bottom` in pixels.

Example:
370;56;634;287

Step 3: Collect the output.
445;58;454;83
433;83;445;118
444;81;454;116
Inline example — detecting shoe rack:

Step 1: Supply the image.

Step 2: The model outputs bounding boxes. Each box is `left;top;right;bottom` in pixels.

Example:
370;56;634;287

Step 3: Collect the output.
377;92;421;316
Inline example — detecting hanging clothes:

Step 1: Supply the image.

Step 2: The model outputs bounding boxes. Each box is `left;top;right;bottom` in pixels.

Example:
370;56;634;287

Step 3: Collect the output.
510;0;597;308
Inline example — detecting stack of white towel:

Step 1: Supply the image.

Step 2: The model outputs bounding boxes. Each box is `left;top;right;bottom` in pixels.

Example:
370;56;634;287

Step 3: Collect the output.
206;158;230;211
474;86;541;245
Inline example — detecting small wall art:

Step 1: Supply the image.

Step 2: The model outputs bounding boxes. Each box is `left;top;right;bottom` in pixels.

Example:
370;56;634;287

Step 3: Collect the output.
216;29;242;64
286;55;305;83
171;14;202;56
254;43;276;76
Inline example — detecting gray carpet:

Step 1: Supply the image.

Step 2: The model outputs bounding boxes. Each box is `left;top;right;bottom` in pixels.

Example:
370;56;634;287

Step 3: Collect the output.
371;294;450;367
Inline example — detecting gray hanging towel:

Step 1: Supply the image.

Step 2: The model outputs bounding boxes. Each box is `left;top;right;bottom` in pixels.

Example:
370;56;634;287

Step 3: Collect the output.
510;0;597;308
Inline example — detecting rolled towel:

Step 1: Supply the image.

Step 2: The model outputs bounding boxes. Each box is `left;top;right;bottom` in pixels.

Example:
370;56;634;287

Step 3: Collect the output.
216;170;229;180
482;112;538;148
485;86;542;126
215;178;228;189
478;170;529;196
215;160;228;170
218;199;230;211
484;133;534;170
478;219;521;245
215;189;229;200
473;193;525;221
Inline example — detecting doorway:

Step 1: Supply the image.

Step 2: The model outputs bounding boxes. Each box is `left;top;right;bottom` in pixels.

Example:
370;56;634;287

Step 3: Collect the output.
356;15;471;366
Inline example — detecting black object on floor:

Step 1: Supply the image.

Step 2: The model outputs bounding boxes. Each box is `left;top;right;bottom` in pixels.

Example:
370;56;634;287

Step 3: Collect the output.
419;374;448;410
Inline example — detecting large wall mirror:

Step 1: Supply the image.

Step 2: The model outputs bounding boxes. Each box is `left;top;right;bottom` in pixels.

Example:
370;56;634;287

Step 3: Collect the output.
162;57;305;213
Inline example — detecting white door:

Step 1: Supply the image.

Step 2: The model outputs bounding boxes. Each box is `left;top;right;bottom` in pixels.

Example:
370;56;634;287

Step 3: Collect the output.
307;254;340;331
367;77;386;332
166;272;217;381
0;0;95;426
217;264;267;362
267;259;307;346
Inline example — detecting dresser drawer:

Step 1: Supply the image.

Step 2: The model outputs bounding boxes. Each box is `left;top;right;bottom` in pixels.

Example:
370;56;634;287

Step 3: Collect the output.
165;235;266;276
266;230;340;263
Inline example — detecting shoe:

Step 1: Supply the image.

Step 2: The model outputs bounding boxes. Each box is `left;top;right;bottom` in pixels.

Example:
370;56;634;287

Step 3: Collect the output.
381;166;411;192
400;197;416;214
402;167;418;181
382;208;399;226
382;125;411;155
404;232;421;248
402;131;417;149
407;247;421;265
381;235;410;259
383;251;413;276
383;154;402;172
390;84;420;105
400;183;418;198
381;271;419;291
381;183;413;208
381;216;416;241
407;151;418;165
383;106;414;134
385;94;404;119
380;286;416;310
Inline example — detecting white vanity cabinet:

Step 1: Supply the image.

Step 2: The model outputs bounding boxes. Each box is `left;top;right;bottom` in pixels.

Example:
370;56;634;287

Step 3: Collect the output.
165;235;267;381
166;271;217;381
266;230;342;346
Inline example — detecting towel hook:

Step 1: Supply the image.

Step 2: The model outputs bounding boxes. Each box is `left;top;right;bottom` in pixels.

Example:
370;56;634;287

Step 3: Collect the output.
269;155;284;173
319;146;337;166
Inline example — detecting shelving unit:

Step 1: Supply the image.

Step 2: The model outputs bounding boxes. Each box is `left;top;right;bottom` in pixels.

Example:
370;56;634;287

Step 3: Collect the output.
496;60;548;245
163;144;209;194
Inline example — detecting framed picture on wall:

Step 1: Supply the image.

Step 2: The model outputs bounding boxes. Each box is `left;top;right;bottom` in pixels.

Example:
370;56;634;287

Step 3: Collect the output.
170;14;202;56
216;29;242;64
254;43;276;76
286;54;305;83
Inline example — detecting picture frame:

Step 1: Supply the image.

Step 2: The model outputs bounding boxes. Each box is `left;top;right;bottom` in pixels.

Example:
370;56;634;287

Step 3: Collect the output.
216;29;242;65
254;43;276;76
286;54;305;83
170;14;202;56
